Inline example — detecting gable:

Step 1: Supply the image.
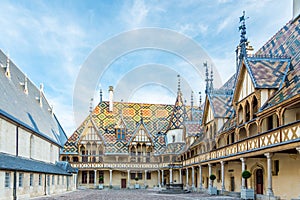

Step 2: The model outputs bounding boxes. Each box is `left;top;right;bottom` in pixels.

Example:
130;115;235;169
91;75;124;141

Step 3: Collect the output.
203;96;214;124
233;62;255;103
238;68;255;101
130;123;153;146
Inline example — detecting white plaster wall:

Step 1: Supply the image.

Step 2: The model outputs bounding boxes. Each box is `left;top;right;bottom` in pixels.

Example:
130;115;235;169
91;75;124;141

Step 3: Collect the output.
166;129;183;144
0;118;16;155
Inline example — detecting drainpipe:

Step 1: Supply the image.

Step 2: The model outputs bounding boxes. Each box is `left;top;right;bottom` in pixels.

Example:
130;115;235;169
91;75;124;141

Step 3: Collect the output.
13;171;17;200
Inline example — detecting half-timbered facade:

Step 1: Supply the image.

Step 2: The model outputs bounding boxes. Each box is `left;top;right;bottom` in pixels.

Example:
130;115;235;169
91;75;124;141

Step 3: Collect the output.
62;6;300;200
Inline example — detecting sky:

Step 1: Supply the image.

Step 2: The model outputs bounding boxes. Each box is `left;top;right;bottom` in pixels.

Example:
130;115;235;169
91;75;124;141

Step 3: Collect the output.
0;0;293;136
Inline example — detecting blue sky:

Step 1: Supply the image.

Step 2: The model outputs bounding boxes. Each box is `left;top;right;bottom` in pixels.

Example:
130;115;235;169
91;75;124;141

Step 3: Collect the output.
0;0;293;135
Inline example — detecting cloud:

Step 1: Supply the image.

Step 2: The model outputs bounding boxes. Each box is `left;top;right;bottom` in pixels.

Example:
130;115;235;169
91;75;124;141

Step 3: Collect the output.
121;0;149;28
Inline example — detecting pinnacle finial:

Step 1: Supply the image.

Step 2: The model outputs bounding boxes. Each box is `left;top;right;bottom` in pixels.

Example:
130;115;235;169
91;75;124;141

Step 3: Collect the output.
199;92;202;110
177;74;181;93
89;98;94;115
204;61;209;94
191;91;194;108
210;65;214;93
99;88;103;103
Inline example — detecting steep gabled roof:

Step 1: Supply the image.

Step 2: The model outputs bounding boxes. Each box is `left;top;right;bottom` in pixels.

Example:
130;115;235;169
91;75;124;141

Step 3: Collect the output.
167;91;187;130
256;18;300;69
127;119;154;145
0;50;67;147
244;56;290;89
207;91;234;118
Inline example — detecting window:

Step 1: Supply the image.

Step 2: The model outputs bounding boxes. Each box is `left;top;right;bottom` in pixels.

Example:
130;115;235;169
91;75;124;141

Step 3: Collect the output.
130;173;136;180
62;176;64;185
57;176;60;185
146;171;151;180
116;129;126;140
18;173;24;187
52;175;55;185
5;172;10;188
89;171;94;184
30;174;33;186
39;174;42;186
82;171;87;184
73;156;79;162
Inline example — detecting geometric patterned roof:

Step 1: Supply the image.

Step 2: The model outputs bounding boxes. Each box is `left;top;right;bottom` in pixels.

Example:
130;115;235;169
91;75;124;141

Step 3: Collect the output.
245;56;290;88
167;90;188;130
208;91;234;118
256;18;300;70
63;101;174;154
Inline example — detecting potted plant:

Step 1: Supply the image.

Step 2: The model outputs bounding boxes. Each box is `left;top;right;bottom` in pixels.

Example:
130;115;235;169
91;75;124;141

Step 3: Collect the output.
208;174;217;195
135;176;139;189
241;170;254;200
98;176;104;189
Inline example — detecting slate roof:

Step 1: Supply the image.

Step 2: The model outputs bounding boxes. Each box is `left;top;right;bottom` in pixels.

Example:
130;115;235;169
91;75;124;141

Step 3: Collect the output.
0;153;73;175
0;50;67;146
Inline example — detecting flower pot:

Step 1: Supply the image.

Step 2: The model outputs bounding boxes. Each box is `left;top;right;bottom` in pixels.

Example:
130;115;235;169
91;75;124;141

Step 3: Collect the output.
98;184;104;189
135;184;140;189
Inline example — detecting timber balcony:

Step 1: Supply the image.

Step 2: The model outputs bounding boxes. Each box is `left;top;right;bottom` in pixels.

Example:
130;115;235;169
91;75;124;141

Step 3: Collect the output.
183;120;300;167
70;154;182;170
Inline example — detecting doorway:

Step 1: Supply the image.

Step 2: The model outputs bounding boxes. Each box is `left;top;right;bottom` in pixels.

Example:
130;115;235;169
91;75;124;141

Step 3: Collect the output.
256;169;263;194
121;179;126;189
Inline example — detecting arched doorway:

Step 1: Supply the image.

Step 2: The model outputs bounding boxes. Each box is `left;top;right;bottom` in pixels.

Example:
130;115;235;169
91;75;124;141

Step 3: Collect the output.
256;169;263;194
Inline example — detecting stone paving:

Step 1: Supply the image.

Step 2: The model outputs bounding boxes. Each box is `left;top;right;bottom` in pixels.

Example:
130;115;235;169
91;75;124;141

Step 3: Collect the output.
32;189;241;200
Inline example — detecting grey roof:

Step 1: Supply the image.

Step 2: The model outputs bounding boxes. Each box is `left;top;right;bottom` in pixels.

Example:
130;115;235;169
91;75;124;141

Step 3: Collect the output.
0;50;67;146
0;153;74;175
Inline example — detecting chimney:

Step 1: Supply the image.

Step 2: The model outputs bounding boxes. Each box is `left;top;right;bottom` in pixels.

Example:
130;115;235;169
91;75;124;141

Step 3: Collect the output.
109;86;114;112
294;0;300;20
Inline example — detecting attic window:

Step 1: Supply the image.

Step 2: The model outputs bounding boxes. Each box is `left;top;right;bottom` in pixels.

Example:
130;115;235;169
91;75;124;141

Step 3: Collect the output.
116;128;126;140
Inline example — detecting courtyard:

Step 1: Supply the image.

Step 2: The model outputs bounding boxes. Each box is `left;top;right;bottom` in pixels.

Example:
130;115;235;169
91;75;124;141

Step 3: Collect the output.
31;189;240;200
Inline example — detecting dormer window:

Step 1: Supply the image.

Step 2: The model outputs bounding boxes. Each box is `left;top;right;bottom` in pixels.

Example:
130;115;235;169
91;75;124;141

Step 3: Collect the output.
116;128;126;140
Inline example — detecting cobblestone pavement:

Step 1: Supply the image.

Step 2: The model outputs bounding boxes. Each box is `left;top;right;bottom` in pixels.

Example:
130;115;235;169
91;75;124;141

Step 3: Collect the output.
32;189;240;200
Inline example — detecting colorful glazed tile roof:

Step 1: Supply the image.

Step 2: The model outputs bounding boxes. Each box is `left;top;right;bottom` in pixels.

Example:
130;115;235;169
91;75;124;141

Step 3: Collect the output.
256;18;300;70
264;67;300;109
185;121;201;136
257;17;300;109
244;56;290;88
167;91;188;130
208;91;234;118
159;142;186;155
63;95;202;155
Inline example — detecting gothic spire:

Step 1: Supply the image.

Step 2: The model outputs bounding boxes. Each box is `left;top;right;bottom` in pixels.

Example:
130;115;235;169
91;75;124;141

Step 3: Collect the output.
210;65;214;93
199;92;202;110
191;91;194;121
204;61;209;94
236;11;248;71
89;98;93;116
177;74;181;94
